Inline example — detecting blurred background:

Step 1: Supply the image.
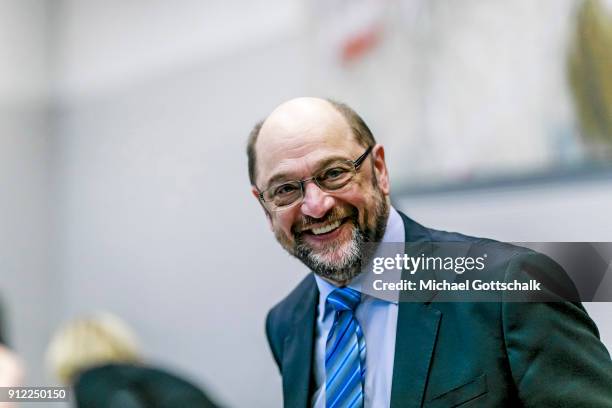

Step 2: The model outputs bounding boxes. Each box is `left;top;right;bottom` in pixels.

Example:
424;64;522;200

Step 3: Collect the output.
1;0;611;406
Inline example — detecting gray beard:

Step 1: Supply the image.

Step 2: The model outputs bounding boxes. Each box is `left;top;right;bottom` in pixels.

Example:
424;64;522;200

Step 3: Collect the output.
295;223;364;283
293;201;389;284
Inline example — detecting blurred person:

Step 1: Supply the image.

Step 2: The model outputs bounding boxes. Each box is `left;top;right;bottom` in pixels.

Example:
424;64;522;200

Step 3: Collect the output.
247;97;612;407
0;345;24;387
0;345;24;408
0;302;24;408
46;312;219;408
0;345;23;388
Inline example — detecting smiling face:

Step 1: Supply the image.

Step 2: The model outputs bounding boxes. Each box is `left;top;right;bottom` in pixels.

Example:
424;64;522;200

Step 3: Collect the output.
251;98;390;285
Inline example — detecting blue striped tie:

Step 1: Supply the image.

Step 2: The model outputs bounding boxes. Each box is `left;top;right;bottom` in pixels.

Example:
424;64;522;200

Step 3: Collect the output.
325;287;366;408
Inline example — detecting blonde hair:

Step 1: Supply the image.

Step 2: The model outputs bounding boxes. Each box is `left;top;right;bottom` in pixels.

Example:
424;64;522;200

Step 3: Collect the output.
46;312;141;384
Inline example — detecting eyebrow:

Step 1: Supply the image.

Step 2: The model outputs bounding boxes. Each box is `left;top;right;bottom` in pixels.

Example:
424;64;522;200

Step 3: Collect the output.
263;155;351;189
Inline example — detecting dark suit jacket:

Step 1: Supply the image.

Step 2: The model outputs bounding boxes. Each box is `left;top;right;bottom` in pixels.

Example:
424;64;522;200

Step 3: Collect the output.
265;212;612;407
74;363;219;408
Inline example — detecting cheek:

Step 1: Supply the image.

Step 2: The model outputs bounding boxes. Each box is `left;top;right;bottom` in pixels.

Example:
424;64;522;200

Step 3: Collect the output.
341;186;379;225
342;185;374;212
272;211;298;236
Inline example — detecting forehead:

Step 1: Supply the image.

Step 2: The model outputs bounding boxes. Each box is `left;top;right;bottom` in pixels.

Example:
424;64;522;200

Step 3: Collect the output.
255;107;361;186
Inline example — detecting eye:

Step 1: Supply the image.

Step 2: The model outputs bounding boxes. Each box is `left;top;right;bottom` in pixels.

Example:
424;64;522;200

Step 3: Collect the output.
322;167;348;180
274;183;298;196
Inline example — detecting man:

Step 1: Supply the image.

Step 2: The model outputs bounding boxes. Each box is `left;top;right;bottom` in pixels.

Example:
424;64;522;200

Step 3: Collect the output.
0;300;24;408
247;97;612;407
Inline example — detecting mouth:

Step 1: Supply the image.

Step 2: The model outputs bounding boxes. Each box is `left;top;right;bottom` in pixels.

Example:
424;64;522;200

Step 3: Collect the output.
298;218;350;242
310;219;342;235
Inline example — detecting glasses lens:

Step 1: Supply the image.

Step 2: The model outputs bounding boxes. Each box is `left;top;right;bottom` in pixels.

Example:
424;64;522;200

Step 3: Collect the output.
265;181;302;208
316;163;355;191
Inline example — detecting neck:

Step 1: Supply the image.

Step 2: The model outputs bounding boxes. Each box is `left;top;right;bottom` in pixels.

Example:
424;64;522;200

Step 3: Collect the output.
319;275;350;287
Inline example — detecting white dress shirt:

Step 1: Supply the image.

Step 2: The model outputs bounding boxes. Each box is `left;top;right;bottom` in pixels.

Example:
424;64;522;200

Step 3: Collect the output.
312;206;405;408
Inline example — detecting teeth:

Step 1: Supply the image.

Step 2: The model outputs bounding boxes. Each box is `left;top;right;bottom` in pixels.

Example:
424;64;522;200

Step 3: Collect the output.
312;220;341;235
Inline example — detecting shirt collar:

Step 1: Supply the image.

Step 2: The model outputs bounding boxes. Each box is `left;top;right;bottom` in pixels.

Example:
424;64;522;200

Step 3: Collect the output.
314;206;404;305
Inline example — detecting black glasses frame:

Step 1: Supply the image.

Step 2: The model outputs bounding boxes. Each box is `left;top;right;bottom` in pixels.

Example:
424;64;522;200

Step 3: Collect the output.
258;145;373;211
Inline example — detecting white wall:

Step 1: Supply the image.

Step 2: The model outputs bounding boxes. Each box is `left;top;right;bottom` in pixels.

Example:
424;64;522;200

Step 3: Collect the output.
305;0;583;185
0;0;55;401
51;2;308;406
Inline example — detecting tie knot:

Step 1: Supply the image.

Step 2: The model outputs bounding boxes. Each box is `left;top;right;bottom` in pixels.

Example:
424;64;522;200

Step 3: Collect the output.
327;287;361;311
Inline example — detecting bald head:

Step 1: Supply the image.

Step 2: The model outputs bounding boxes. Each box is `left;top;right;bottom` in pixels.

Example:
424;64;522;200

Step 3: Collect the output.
260;98;344;142
247;98;376;187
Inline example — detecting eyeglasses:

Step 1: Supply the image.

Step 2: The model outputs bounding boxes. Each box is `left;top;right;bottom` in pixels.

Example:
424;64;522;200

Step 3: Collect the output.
258;146;373;211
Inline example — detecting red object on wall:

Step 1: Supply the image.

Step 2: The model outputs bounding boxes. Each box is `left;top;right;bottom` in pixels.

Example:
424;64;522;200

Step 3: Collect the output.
341;25;381;63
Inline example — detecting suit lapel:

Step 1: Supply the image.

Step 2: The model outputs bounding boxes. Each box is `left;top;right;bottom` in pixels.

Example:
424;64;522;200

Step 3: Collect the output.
390;302;441;408
390;212;443;407
281;276;318;408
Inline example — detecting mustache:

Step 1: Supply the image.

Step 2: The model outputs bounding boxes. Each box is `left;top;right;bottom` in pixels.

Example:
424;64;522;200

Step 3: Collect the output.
293;206;358;234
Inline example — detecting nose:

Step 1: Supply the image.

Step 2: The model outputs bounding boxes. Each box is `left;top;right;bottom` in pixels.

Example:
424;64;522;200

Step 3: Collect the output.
300;180;335;219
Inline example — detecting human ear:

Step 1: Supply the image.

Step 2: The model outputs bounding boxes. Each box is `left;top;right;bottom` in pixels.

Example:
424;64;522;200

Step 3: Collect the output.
371;144;390;195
